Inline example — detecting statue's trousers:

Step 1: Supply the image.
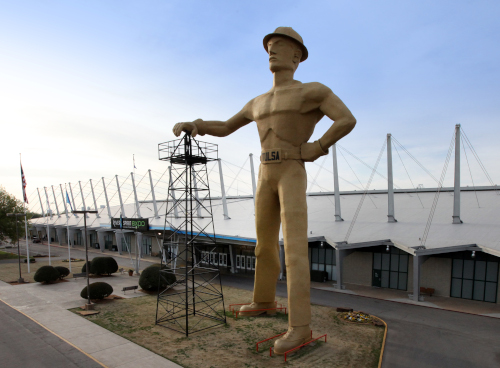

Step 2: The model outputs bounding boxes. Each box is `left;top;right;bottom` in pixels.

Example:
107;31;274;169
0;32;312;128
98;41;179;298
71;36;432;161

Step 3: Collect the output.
252;159;311;327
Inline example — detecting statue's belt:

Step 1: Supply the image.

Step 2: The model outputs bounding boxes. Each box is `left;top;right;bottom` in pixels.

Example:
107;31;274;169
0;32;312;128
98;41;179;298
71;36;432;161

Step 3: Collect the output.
260;148;301;164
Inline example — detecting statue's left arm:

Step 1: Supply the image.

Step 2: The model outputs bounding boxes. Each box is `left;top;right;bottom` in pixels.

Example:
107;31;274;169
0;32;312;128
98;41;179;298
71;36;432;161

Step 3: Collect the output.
301;84;356;161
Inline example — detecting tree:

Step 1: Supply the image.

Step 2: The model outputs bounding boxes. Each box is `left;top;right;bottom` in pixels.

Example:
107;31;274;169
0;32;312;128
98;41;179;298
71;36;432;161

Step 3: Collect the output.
0;186;36;243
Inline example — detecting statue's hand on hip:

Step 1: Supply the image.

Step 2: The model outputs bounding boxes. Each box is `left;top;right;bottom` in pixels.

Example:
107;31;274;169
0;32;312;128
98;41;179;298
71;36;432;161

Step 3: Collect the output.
300;140;329;162
173;119;202;137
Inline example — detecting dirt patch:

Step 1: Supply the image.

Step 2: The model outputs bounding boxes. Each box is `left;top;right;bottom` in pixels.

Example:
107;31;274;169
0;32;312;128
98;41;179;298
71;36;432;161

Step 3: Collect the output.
71;286;383;368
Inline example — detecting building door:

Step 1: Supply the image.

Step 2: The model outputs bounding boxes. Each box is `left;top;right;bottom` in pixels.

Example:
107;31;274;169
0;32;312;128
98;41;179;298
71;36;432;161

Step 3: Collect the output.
372;247;409;290
372;269;382;287
104;234;113;250
142;236;152;255
308;243;336;281
450;252;498;303
121;234;131;252
89;233;97;248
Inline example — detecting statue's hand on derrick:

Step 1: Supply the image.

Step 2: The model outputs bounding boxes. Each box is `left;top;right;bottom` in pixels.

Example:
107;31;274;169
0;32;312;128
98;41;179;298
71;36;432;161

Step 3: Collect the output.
300;140;329;162
173;119;203;137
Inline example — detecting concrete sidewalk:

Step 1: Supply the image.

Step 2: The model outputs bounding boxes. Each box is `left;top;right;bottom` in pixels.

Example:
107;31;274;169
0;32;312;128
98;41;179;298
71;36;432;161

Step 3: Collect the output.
311;281;500;318
0;275;181;368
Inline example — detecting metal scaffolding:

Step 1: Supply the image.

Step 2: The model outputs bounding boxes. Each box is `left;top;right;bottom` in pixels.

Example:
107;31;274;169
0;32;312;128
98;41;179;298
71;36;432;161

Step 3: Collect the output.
155;134;227;336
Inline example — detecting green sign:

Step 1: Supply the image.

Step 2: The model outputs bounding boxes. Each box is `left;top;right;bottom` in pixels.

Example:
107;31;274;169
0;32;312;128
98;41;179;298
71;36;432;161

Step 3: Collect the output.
111;218;149;231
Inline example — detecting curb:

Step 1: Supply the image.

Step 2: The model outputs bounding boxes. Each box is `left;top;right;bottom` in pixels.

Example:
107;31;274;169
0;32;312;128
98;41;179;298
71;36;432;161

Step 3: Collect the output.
375;316;388;368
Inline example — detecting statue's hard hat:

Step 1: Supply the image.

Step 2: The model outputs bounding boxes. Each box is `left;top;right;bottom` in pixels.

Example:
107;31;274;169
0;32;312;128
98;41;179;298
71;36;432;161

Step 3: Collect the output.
263;27;308;62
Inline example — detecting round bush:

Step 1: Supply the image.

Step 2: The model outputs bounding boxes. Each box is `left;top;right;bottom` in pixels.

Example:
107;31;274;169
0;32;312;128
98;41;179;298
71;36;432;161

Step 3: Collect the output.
90;257;118;275
34;266;60;284
54;266;70;279
80;282;113;300
81;261;92;273
139;264;177;291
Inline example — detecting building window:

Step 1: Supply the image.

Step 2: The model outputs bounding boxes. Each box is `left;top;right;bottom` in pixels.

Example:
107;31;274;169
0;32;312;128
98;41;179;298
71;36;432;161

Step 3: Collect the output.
246;256;252;270
450;252;498;303
236;255;241;269
372;247;408;291
218;253;227;267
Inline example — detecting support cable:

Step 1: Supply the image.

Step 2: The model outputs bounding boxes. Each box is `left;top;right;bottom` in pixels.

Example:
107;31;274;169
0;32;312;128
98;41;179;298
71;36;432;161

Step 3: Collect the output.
310;162;369;191
337;144;400;189
461;128;499;194
222;159;251;172
393;144;424;208
344;139;387;242
461;135;480;208
223;158;250;195
307;155;328;192
391;137;439;184
420;132;455;247
339;149;378;208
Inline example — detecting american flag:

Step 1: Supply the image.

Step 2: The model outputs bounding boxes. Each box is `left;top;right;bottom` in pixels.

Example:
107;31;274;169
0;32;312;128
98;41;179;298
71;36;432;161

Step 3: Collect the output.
21;164;28;204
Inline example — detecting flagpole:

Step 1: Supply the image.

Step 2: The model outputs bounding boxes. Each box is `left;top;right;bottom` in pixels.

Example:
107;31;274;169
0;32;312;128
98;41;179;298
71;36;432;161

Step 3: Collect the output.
20;154;30;273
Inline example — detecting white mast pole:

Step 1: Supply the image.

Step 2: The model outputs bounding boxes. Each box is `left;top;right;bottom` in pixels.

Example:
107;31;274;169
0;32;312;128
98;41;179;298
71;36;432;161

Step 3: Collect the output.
44;187;51;265
61;184;71;272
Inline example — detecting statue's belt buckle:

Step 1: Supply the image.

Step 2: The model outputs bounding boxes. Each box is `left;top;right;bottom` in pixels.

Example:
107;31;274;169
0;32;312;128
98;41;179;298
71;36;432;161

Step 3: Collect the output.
261;149;282;164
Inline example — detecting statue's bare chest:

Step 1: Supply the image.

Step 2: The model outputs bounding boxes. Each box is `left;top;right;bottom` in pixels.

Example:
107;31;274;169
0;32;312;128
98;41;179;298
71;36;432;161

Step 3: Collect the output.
251;85;321;146
252;87;304;120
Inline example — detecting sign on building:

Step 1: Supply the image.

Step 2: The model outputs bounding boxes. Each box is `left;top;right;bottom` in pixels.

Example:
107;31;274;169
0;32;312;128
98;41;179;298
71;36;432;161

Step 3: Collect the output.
111;218;149;231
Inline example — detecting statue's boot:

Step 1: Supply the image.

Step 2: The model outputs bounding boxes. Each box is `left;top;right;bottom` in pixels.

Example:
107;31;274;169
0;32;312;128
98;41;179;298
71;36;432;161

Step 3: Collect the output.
238;302;276;316
274;325;311;355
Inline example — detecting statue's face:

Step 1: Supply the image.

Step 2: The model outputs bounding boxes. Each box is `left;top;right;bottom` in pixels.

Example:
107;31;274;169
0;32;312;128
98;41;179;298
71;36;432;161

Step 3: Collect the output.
267;36;300;73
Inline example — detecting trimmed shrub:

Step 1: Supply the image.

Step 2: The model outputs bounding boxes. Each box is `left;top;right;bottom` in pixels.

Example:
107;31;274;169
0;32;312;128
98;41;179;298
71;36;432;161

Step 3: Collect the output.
54;266;70;279
90;257;118;275
81;261;92;273
34;266;60;284
80;282;113;300
139;264;176;291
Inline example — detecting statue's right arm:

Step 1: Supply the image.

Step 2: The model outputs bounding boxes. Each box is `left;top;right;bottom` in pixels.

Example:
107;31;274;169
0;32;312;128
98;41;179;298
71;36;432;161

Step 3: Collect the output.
173;101;254;138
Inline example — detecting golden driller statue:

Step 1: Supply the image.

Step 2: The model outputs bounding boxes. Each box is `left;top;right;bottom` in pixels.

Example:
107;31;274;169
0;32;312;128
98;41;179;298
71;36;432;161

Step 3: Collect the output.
173;27;356;354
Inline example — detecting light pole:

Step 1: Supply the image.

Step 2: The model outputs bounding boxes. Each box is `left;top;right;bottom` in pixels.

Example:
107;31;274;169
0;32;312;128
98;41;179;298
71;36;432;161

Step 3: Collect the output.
7;213;26;283
73;210;97;310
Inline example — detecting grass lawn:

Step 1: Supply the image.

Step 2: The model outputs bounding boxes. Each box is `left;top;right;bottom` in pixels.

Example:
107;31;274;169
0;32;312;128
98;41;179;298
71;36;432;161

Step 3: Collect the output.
71;286;384;368
0;258;84;283
0;250;26;260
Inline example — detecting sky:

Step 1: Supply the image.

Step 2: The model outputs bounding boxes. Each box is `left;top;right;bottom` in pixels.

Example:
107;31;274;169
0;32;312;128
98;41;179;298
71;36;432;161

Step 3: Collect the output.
1;0;500;213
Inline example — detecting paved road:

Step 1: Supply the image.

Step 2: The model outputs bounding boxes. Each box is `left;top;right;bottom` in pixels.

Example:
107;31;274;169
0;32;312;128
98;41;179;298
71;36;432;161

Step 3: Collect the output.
221;274;500;368
0;300;103;368
15;244;500;367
